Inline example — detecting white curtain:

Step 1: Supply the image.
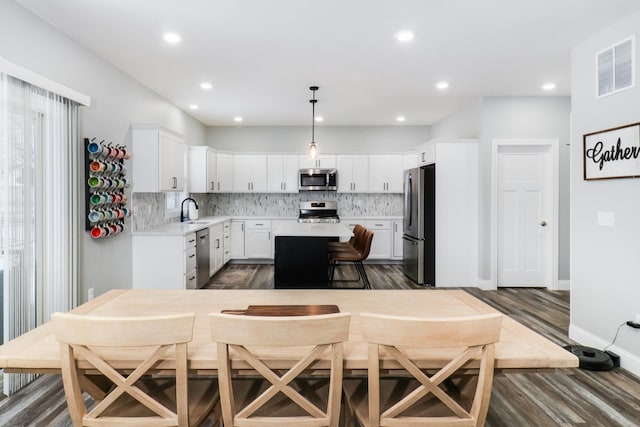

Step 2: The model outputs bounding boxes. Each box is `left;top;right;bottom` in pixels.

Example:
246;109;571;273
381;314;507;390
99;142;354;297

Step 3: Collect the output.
0;72;78;394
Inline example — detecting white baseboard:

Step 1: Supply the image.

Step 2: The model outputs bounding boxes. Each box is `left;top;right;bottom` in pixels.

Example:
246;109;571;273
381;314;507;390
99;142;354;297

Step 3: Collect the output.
477;280;494;290
557;280;570;291
569;323;640;377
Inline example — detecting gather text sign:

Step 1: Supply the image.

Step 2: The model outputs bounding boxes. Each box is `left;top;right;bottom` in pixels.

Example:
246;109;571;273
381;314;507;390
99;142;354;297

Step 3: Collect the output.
583;122;640;180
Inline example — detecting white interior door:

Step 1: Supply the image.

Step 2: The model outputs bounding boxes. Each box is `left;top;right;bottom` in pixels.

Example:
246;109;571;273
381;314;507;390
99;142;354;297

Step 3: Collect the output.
497;145;552;287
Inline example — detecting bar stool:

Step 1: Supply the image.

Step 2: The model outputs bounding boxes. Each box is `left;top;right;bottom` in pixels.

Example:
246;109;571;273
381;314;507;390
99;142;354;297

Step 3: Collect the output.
329;228;374;289
328;224;365;252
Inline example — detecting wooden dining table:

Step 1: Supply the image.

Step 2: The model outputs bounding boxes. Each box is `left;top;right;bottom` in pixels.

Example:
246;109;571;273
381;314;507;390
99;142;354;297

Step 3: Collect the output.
0;289;578;376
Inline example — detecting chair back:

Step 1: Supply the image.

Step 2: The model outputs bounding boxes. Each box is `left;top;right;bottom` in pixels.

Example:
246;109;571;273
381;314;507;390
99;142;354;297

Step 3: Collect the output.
210;312;351;427
361;312;502;427
53;312;196;427
350;224;366;245
355;229;374;260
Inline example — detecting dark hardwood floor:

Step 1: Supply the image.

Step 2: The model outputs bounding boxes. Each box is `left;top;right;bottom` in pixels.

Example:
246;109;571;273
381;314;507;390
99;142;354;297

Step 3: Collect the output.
1;263;639;426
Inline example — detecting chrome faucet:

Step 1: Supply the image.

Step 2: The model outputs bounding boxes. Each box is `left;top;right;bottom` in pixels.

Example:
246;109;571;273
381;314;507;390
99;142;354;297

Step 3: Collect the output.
180;198;199;222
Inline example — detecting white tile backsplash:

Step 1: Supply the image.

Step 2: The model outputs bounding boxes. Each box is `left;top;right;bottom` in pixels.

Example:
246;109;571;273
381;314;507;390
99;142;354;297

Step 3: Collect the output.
133;191;402;231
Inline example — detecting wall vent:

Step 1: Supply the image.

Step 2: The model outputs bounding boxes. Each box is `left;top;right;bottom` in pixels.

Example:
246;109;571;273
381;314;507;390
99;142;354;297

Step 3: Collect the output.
596;36;635;98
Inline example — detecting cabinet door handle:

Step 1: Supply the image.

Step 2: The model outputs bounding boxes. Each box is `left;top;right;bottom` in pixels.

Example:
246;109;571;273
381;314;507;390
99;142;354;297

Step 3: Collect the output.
172;177;177;188
241;224;244;231
189;254;195;258
188;239;195;244
248;182;250;190
216;239;220;249
217;182;220;191
255;223;263;226
375;223;384;227
283;182;286;191
268;232;271;240
210;181;214;191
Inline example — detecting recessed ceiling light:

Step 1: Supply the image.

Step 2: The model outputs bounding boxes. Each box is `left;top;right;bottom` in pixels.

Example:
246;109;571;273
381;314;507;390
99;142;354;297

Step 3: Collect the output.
435;81;449;90
234;116;243;122
395;30;415;42
200;82;213;90
163;32;181;44
188;104;199;110
396;116;406;122
315;116;324;122
542;82;557;91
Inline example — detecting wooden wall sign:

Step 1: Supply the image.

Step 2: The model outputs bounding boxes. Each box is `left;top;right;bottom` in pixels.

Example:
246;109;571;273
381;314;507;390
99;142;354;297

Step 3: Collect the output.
583;122;640;180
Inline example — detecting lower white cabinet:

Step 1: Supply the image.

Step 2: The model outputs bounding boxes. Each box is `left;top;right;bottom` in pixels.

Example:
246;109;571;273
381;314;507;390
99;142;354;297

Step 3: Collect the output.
245;220;272;258
209;223;224;277
230;220;246;258
392;221;403;259
365;220;392;259
132;233;198;289
223;220;231;263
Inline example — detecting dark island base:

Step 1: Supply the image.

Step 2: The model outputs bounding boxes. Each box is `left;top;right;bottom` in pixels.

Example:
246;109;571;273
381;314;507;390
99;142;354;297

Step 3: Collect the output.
274;236;332;288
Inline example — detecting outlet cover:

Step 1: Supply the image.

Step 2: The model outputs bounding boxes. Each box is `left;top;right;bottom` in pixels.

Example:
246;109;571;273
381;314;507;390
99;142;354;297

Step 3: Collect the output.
597;211;615;227
88;287;94;300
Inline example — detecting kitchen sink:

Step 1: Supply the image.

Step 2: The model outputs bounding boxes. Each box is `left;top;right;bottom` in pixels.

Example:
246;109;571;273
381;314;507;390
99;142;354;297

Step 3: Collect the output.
185;220;210;225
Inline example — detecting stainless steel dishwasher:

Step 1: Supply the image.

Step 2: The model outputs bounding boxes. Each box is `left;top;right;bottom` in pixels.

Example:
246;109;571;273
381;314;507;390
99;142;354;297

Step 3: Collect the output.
195;228;210;289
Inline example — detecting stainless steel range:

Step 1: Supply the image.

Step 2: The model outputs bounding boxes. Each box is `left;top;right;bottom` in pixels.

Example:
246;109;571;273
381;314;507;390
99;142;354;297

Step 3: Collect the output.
298;201;340;223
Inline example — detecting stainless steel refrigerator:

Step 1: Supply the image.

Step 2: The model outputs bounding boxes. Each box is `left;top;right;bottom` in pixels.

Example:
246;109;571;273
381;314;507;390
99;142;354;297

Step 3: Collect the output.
402;165;435;285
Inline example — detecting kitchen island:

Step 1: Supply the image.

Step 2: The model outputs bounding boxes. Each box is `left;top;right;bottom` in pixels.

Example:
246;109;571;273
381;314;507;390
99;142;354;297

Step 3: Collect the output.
272;223;353;288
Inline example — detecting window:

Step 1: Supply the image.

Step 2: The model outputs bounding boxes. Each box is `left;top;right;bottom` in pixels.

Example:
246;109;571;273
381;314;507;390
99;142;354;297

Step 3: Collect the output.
596;36;635;98
166;191;186;217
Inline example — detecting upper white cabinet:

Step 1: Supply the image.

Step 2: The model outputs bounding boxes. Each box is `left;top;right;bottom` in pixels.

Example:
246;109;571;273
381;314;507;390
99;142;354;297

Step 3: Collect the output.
188;146;216;193
299;154;336;170
337;155;369;193
131;125;187;192
368;154;403;192
267;155;299;193
233;154;267;192
215;153;233;192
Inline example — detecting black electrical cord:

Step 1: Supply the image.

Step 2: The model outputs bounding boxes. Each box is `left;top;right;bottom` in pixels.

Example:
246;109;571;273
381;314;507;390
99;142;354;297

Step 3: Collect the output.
603;321;627;352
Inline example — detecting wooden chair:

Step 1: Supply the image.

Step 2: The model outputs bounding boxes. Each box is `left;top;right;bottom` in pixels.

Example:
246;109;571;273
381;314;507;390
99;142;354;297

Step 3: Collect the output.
329;228;374;289
343;313;503;427
52;312;219;427
209;312;351;427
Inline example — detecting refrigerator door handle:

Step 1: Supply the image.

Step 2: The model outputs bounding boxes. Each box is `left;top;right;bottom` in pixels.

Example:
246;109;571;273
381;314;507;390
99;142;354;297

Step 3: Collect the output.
404;172;413;227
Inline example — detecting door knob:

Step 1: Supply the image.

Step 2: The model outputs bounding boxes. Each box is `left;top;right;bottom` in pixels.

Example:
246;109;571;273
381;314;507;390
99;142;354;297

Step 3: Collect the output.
540;221;547;227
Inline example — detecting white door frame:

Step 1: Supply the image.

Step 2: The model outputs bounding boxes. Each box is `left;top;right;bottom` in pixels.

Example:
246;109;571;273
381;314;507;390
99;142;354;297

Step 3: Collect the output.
490;139;559;290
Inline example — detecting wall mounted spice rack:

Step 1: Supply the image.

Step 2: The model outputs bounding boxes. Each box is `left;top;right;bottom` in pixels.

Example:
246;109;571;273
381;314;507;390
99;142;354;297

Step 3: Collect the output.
84;137;131;238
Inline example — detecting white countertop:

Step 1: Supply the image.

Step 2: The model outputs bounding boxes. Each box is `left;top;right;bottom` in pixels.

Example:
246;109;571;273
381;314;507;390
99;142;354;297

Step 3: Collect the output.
273;223;353;238
131;216;232;236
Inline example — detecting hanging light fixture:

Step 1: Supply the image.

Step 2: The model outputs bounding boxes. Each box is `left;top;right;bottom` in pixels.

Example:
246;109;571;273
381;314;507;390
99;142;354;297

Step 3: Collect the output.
308;86;319;160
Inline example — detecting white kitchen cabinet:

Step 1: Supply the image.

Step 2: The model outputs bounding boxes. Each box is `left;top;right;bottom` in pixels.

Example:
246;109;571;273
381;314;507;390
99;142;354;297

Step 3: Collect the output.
132;232;198;289
403;153;418;171
233;154;267;192
188;146;217;193
368;155;403;193
223;220;231;263
299;154;336;170
209;223;224;277
267;155;299;192
131;125;187;192
417;143;436;165
230;220;246;258
214;153;233;192
392;220;403;259
245;220;272;258
337;155;369;193
364;220;392;259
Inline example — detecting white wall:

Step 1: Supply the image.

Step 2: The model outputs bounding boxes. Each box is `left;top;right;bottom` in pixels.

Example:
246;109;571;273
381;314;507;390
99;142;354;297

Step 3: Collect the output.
208;125;430;153
430;98;483;139
429;96;571;283
0;2;207;302
570;11;640;374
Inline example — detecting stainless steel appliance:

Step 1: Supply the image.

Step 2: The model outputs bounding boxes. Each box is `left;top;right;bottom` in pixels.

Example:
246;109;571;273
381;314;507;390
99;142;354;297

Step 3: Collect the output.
403;165;436;285
299;169;338;191
195;228;210;289
298;201;340;223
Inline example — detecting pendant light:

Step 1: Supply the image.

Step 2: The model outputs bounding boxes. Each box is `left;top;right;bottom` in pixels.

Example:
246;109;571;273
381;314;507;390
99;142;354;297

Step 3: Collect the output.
308;86;319;160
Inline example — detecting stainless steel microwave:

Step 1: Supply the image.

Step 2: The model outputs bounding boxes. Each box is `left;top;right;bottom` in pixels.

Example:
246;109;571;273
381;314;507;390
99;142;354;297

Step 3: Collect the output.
298;169;337;191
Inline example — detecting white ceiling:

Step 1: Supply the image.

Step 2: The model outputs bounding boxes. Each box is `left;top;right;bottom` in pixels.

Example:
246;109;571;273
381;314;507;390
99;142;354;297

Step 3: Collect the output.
16;0;640;126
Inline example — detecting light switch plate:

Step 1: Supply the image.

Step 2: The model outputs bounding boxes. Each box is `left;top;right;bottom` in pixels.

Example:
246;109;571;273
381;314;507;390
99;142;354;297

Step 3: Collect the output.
597;211;615;227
